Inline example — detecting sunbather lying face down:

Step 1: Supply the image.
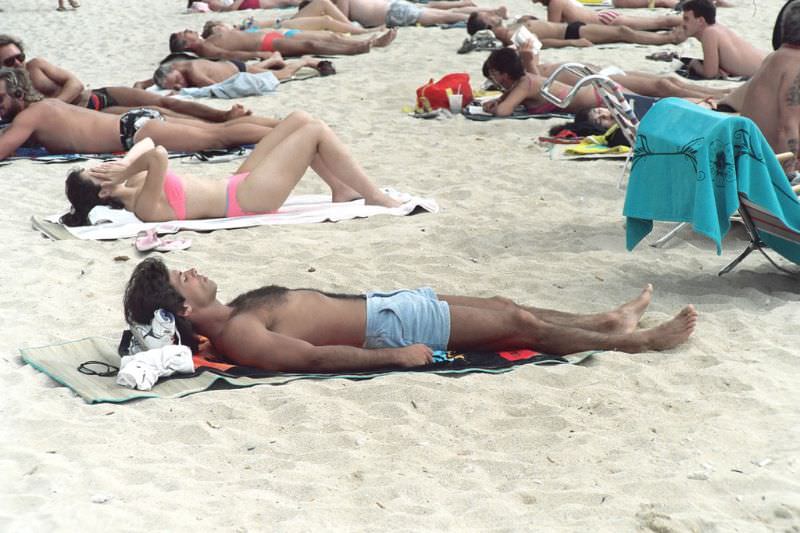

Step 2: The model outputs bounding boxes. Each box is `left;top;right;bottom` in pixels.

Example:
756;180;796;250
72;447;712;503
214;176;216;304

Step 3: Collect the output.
123;257;698;373
61;111;402;226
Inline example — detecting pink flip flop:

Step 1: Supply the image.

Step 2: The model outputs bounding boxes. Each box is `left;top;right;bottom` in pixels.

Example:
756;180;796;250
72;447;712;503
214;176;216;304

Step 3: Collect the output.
135;229;191;253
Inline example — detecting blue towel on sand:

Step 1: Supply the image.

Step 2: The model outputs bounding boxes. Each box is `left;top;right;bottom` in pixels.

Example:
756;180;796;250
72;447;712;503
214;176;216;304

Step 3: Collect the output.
623;98;800;255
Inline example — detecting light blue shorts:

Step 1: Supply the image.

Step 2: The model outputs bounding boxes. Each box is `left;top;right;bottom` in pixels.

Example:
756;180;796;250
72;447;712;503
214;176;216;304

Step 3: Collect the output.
364;287;451;351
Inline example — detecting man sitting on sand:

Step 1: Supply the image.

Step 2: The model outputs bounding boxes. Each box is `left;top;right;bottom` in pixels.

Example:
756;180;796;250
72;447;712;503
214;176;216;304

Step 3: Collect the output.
467;12;679;47
152;56;335;90
680;0;766;79
0;68;276;160
532;0;681;31
124;258;697;372
330;0;508;28
740;1;800;177
169;25;396;59
0;34;250;124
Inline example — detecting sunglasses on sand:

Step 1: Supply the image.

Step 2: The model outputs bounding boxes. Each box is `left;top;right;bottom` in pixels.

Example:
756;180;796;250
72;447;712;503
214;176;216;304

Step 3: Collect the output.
2;53;25;67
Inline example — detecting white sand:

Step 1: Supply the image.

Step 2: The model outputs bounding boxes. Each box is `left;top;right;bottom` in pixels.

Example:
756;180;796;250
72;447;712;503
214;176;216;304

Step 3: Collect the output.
1;1;798;530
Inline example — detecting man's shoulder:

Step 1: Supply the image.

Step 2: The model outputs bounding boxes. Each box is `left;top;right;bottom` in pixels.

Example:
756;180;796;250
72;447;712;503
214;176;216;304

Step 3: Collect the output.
25;56;54;69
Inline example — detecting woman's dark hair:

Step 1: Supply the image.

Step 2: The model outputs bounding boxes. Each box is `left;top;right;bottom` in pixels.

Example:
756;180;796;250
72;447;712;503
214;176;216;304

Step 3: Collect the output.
548;109;630;147
466;12;488;35
483;47;525;81
124;258;199;353
60;168;125;227
298;0;311;9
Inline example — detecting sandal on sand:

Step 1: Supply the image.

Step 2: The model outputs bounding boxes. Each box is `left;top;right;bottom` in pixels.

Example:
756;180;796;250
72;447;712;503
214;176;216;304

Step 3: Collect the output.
135;228;191;253
646;51;678;62
316;60;336;77
69;0;81;7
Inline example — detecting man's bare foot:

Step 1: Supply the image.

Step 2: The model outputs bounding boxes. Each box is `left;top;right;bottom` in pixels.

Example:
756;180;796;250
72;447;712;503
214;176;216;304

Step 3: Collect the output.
372;28;398;48
494;6;508;19
670;26;688;44
608;284;653;334
225;104;252;121
620;305;697;352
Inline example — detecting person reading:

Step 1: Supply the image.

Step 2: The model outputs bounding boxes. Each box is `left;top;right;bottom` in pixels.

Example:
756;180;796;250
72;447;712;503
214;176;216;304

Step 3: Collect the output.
61;111;401;226
123;258;698;372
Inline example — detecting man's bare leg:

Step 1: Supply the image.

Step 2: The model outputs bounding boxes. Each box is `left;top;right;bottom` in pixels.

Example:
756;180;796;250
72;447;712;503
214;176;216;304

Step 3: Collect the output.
137;119;271;152
283;15;379;34
441;284;653;335
614;14;681;31
103;87;251;122
613;0;678;8
295;0;355;24
613;73;731;98
583;25;675;45
446;301;697;354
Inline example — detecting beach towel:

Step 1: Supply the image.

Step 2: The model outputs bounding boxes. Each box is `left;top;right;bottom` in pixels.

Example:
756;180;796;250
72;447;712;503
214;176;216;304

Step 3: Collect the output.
20;336;597;403
548;143;630;160
623;98;800;253
179;71;280;99
32;189;439;241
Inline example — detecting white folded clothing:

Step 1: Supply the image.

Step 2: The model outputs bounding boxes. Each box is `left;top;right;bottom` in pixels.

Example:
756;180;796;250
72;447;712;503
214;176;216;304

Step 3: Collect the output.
116;345;195;391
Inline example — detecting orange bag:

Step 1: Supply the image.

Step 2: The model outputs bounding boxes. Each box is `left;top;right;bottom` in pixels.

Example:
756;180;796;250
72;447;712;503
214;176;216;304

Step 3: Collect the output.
416;73;473;112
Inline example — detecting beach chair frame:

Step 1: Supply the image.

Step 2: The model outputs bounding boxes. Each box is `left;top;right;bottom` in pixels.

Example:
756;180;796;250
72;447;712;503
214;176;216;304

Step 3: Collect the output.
718;193;800;276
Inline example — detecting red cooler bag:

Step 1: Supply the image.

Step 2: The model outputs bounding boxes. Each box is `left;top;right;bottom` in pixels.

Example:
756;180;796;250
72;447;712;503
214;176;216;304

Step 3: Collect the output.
416;73;473;112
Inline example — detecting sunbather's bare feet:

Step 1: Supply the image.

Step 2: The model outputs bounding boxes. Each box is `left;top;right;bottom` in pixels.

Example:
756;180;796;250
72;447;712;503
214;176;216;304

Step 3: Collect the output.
371;28;398;48
670;26;688;44
607;284;653;334
494;6;508;19
365;190;403;208
618;305;697;352
225;104;252;121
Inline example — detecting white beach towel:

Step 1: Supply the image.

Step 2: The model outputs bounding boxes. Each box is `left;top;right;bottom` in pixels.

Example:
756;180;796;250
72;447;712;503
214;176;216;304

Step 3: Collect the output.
37;188;439;240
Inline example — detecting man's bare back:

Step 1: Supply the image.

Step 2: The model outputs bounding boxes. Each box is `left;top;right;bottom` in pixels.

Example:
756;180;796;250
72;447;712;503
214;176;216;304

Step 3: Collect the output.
0;99;123;159
700;24;767;77
220;288;368;352
741;46;800;170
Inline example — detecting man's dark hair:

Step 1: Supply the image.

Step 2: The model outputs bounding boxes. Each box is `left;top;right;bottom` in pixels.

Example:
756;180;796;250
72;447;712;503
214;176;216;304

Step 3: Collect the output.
682;0;716;25
0;34;24;53
467;12;489;35
297;0;311;9
169;33;188;53
483;47;524;81
124;258;199;353
781;1;800;46
60;168;125;227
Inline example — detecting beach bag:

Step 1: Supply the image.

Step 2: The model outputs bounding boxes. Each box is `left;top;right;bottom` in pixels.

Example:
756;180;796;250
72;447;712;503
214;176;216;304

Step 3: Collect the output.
416;73;473;112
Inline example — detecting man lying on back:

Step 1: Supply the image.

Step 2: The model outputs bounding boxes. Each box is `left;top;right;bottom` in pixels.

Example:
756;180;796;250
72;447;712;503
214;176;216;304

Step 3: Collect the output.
122;258;698;373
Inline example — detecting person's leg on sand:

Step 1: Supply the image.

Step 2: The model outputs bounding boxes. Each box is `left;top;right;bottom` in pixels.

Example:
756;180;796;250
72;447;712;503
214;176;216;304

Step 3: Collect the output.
232;111;400;209
136;119;271;152
103;87;253;122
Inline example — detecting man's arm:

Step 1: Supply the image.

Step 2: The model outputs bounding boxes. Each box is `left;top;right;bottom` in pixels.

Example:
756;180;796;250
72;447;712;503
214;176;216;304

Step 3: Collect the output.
27;57;85;103
690;31;722;79
224;315;433;372
0;110;37;160
777;69;800;175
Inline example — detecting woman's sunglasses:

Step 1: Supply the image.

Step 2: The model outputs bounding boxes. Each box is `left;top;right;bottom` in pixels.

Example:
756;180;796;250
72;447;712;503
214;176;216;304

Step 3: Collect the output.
2;53;25;67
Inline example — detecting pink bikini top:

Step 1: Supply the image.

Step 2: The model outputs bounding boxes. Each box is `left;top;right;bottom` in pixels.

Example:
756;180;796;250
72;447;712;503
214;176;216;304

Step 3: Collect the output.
162;170;187;220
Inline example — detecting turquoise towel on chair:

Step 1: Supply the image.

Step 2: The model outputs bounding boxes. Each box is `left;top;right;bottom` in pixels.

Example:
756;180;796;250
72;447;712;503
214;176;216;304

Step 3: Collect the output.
623;98;800;255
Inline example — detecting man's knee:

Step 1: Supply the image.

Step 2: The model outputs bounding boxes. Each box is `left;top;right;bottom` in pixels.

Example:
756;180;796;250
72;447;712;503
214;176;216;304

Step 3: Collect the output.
285;110;314;123
489;295;517;310
654;78;673;95
618;26;636;39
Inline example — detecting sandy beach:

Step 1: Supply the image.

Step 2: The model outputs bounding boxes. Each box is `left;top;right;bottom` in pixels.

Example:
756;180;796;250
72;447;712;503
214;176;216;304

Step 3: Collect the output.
1;0;798;530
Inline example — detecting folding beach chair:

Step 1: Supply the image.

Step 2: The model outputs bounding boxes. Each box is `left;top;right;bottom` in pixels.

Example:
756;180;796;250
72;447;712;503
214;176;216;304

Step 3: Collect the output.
718;185;800;276
540;62;640;190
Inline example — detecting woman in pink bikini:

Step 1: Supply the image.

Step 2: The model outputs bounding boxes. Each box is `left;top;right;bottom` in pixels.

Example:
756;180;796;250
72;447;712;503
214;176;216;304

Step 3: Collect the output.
61;111;401;226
